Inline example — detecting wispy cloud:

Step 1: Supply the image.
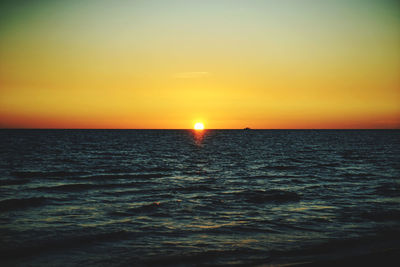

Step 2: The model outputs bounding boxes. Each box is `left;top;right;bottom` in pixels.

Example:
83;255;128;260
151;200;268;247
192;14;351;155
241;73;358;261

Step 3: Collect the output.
173;72;210;79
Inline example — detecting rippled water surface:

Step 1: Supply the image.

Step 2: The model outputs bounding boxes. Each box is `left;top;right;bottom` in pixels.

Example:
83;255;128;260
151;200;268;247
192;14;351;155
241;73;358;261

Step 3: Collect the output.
1;130;399;266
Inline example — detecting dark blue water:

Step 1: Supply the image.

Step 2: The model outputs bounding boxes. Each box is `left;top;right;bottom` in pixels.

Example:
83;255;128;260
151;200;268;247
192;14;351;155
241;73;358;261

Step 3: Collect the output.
1;130;399;266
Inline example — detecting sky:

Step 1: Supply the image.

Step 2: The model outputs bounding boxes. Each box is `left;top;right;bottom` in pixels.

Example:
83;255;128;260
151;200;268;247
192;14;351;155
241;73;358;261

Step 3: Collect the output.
0;0;399;129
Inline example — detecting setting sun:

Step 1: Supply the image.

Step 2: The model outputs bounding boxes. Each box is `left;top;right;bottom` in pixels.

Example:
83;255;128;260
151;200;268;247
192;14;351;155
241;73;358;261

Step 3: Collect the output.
194;122;204;130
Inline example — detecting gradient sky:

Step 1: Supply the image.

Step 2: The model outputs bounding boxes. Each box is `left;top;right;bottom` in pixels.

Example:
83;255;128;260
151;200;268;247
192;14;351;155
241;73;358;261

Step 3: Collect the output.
0;0;399;129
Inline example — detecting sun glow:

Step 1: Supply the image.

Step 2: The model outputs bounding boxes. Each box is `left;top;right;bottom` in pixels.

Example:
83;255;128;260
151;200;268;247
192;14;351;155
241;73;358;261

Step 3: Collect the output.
194;122;204;130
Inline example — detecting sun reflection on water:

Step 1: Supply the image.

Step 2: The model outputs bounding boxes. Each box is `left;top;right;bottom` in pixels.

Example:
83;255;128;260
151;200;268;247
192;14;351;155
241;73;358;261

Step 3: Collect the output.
192;129;206;146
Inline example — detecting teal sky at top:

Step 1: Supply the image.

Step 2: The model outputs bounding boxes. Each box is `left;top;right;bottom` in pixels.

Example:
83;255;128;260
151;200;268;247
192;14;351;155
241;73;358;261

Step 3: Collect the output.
1;0;398;73
1;0;399;41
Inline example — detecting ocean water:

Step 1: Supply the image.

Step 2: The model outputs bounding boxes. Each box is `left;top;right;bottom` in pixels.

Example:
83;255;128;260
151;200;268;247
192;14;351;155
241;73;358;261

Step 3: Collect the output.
0;129;399;266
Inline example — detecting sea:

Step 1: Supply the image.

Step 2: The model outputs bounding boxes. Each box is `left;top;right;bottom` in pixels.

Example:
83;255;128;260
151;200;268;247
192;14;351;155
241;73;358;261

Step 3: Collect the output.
0;129;399;266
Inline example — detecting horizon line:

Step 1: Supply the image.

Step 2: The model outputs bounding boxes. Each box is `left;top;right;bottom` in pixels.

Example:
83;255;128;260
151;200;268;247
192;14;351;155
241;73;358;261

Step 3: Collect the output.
0;128;399;130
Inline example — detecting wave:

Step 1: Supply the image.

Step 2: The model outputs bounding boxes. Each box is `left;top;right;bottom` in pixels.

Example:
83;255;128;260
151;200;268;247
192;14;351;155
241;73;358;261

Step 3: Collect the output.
340;172;376;179
11;171;168;181
375;183;400;197
340;150;362;160
11;171;88;179
35;183;96;192
35;181;154;192
140;166;173;172
80;173;167;180
110;202;163;217
175;184;215;192
264;165;301;171
0;197;49;212
314;162;341;168
359;210;400;222
240;189;301;204
128;202;162;213
290;177;318;184
0;179;30;186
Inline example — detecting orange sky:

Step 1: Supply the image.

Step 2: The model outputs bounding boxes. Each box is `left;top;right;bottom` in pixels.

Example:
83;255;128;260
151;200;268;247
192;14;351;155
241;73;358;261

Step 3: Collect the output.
0;0;399;129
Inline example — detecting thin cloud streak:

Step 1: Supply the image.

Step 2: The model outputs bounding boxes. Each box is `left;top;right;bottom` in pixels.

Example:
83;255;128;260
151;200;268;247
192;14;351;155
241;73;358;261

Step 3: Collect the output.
173;72;210;79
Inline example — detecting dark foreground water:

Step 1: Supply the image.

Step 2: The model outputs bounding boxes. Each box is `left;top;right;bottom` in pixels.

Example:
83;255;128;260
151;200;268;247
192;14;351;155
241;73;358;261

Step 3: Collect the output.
1;130;399;266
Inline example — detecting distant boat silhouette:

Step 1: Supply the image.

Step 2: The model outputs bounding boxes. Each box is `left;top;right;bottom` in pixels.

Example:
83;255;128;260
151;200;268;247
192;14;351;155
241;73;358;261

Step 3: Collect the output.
244;127;251;130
